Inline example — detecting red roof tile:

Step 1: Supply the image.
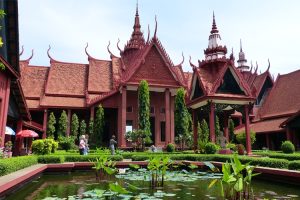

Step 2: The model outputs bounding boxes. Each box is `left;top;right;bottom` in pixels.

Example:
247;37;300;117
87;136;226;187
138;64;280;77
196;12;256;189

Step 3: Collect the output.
40;96;86;108
45;61;87;96
26;99;41;109
259;70;300;119
235;117;288;134
88;59;112;93
20;63;49;98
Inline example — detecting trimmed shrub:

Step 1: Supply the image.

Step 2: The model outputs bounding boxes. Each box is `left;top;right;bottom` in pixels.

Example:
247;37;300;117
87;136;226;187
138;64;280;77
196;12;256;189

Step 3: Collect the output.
0;156;38;176
236;130;256;146
38;155;64;163
255;151;300;161
32;139;58;155
64;155;123;162
58;136;77;151
288;161;300;170
166;143;176;152
205;142;217;154
281;141;295;154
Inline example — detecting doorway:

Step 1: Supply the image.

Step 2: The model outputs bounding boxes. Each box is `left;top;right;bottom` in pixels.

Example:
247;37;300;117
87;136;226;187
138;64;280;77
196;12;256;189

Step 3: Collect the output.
150;117;155;144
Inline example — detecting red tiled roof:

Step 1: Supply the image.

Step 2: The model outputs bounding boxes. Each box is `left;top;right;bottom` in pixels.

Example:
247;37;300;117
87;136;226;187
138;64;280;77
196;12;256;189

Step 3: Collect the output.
88;59;112;93
20;64;49;98
259;70;300;119
40;96;86;108
26;99;41;109
45;61;87;96
235;117;288;134
184;72;193;91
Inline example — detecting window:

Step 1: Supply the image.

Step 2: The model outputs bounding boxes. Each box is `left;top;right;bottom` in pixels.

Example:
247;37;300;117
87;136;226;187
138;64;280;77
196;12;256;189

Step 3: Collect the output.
160;121;166;142
126;106;133;113
150;106;155;114
126;120;133;133
160;107;165;114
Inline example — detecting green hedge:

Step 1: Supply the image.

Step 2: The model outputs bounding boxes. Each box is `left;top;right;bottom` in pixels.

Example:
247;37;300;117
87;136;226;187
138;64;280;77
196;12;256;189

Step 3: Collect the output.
255;152;300;161
64;155;123;162
37;155;65;163
288;161;300;170
0;156;38;176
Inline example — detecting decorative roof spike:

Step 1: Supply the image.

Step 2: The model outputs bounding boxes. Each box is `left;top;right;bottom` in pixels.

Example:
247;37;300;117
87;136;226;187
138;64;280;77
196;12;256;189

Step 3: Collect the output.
189;56;197;71
85;42;91;57
240;38;243;52
47;45;53;60
229;47;235;61
136;0;139;16
117;38;123;55
19;45;24;56
107;41;117;58
175;52;185;67
154;15;158;39
267;58;270;71
147;24;150;43
211;11;219;34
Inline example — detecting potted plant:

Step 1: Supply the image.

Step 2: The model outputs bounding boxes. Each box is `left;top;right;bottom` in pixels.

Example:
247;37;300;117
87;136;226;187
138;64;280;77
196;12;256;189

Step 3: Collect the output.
237;144;245;155
5;141;13;158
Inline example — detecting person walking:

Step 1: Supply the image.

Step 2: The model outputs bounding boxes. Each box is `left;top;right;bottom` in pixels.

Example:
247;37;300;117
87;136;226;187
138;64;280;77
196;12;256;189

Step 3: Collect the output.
79;135;86;155
109;135;117;155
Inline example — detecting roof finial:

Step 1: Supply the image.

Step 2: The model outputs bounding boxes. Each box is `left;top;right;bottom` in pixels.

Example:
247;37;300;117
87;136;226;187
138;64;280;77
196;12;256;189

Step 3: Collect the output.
267;58;270;71
240;39;243;52
47;45;52;60
147;24;150;43
154;15;158;39
189;56;197;71
211;11;219;34
26;49;34;62
136;0;139;16
230;47;235;61
117;38;123;54
107;41;117;58
19;45;24;56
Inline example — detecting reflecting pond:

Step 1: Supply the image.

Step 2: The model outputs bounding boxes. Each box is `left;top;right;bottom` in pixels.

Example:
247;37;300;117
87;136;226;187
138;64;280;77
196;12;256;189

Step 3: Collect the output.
6;170;300;200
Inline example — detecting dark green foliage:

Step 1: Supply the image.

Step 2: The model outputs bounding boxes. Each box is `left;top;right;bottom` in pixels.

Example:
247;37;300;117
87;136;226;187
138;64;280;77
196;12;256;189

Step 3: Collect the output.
288;161;300;170
200;119;209;142
281;140;295;154
80;119;87;136
71;113;79;137
47;112;56;138
229;119;235;142
88;118;94;135
255;151;300;160
175;88;189;137
93;104;105;147
0;156;38;176
236;130;256;146
138;80;151;145
166;143;176;152
37;155;65;163
58;136;76;151
32;139;58;155
64;155;123;162
215;115;220;143
205;142;217;154
58;110;68;136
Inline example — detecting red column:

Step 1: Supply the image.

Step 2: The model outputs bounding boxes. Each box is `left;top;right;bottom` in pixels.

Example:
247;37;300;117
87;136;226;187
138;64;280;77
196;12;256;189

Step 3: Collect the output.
118;86;126;148
286;127;292;141
165;89;170;145
66;109;71;136
192;109;198;150
209;102;216;143
0;77;11;147
223;115;229;142
265;134;270;149
170;96;175;144
244;105;252;155
14;120;23;156
90;106;95;120
42;109;48;139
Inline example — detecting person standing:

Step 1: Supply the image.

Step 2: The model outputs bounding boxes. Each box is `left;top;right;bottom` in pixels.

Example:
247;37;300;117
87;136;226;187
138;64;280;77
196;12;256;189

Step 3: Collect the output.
109;135;117;155
79;135;86;155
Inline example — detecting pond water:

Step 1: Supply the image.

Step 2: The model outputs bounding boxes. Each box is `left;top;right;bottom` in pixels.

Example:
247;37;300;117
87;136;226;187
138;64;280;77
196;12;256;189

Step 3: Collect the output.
6;170;300;200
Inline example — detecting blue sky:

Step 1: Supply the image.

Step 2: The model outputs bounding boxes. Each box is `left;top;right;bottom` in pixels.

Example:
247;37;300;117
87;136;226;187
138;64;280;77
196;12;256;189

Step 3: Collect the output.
19;0;300;76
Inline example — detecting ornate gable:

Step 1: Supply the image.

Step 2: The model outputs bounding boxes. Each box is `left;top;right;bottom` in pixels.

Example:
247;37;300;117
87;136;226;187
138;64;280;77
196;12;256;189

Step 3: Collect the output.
128;45;180;86
216;67;245;95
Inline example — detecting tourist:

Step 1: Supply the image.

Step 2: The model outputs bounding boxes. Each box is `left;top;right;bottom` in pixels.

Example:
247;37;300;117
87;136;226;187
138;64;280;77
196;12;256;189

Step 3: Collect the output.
79;135;86;155
83;134;89;155
150;144;157;152
109;135;117;155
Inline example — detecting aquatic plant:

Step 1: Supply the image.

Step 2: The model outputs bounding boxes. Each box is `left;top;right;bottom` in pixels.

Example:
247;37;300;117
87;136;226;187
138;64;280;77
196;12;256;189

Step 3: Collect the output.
92;156;116;181
208;154;260;200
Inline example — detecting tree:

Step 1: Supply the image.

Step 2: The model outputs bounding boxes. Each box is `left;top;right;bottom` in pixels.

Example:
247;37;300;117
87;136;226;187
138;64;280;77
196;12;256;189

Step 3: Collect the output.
138;80;151;147
58;110;68;137
71;113;79;137
47;112;56;138
174;88;190;150
80;119;87;136
93;104;105;147
200;119;209;142
229;119;235;142
215;115;221;144
88;118;94;136
236;130;256;146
